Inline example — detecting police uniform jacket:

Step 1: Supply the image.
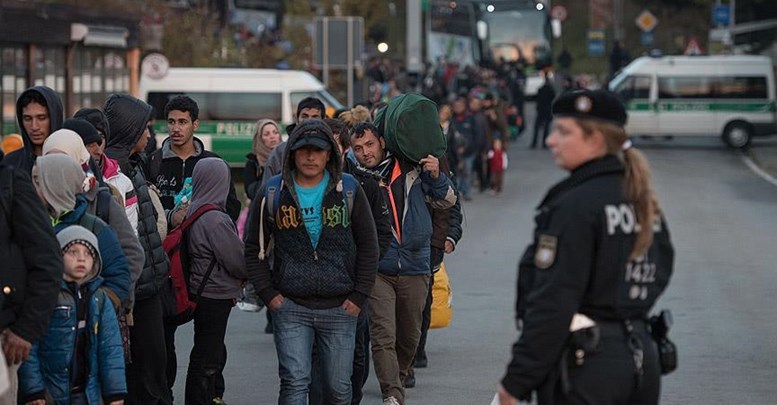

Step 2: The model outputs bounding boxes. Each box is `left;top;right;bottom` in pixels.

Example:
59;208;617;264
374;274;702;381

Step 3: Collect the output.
502;154;674;401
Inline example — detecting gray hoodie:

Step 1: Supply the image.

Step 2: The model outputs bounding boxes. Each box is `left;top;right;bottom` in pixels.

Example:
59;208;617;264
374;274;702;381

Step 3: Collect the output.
186;158;247;299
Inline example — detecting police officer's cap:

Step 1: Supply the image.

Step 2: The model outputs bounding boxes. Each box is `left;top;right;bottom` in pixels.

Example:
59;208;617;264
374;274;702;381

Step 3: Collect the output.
552;89;628;127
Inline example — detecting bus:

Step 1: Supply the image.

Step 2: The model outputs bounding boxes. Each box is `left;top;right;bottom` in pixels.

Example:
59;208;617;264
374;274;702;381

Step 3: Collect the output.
139;68;344;166
427;0;552;96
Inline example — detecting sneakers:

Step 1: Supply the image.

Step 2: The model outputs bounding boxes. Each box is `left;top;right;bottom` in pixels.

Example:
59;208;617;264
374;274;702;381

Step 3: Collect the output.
383;396;401;405
212;397;229;405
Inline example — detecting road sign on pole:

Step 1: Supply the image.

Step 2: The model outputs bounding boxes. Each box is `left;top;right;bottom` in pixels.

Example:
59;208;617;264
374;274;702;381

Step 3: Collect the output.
635;10;658;32
712;5;731;26
683;37;704;55
551;5;568;22
313;17;364;106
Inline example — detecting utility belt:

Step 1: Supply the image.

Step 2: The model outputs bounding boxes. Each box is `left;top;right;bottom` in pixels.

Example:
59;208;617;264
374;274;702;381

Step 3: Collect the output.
557;312;677;395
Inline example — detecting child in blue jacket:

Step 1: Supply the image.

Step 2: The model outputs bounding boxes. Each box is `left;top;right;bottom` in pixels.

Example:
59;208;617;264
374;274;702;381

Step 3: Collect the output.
19;225;126;405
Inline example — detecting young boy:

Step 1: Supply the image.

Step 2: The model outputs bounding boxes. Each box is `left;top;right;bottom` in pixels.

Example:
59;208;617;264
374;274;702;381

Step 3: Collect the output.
19;225;127;405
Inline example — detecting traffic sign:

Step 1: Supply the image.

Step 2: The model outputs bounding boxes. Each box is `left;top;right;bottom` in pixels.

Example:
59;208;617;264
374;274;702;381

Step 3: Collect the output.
551;5;567;22
635;10;658;32
683;37;704;55
587;29;605;57
712;5;730;26
641;31;654;46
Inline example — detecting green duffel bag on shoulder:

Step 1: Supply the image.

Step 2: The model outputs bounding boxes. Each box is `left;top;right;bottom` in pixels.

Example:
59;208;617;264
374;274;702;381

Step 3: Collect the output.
374;93;447;163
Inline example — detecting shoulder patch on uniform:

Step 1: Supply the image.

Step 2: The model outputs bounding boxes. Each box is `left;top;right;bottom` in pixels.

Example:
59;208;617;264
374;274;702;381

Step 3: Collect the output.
534;234;557;269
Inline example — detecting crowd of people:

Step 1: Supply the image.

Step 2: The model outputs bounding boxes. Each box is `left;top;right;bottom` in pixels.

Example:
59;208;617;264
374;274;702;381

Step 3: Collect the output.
0;69;674;405
0;84;469;405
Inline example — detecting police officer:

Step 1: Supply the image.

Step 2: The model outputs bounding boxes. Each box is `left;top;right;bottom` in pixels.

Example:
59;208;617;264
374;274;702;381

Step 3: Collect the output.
498;89;675;405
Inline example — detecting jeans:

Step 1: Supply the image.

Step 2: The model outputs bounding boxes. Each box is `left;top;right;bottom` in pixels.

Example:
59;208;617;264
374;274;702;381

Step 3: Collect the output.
273;298;357;405
309;302;371;405
457;155;476;198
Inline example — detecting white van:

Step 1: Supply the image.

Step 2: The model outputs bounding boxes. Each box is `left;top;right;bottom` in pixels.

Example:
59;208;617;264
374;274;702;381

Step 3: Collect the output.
608;55;777;148
139;68;344;166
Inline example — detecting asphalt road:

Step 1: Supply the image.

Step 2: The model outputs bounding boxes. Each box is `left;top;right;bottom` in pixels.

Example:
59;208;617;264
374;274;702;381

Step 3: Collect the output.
171;117;777;404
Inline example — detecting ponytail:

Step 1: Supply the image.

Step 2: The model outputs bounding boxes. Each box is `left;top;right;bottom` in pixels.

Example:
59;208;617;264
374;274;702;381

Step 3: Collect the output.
622;147;657;260
577;118;660;260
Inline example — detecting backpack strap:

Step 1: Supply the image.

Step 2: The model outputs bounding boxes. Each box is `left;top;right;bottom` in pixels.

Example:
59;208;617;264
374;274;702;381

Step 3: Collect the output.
79;213;103;235
95;188;112;223
258;175;282;261
191;258;217;303
340;174;357;218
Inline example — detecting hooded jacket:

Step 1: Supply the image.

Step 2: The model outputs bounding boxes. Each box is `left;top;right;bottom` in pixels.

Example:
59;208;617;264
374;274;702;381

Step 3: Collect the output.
36;155;131;308
376;154;457;277
245;119;379;310
145;137;241;226
19;226;126;405
185;158;247;300
103;94;169;300
4;86;64;174
0;156;62;344
40;129;143;309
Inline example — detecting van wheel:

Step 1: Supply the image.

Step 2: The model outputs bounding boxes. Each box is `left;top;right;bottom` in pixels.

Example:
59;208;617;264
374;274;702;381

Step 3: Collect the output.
722;122;752;149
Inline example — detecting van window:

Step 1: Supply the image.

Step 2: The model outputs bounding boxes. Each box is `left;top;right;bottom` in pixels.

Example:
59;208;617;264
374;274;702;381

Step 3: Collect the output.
658;76;767;99
715;77;767;99
613;75;651;101
659;77;713;99
147;91;283;122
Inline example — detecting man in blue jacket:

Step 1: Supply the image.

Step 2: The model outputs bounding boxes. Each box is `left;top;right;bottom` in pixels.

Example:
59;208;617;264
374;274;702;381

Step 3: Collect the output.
350;123;457;405
245;119;379;404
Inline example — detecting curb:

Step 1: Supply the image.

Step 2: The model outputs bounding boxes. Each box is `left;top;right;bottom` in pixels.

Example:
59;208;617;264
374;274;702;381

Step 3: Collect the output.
742;149;777;188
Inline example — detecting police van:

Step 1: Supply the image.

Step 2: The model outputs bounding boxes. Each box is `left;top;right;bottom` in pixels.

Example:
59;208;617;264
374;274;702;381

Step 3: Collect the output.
608;55;777;148
139;68;344;166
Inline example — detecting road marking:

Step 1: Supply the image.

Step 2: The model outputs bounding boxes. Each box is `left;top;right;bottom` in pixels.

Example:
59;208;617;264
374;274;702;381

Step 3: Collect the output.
741;151;777;188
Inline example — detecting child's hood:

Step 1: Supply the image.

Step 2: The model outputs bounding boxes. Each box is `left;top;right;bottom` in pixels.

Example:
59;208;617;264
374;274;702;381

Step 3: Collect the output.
56;225;102;282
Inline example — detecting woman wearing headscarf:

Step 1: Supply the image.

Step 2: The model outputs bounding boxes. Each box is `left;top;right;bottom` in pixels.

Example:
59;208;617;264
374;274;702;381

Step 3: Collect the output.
43;128;144;313
244;119;282;202
32;154;131;312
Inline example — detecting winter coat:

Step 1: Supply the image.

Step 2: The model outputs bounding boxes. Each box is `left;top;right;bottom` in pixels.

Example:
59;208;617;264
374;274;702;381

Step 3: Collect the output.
0;160;62;343
245;119;379;310
186;158;247;300
145;137;241;225
18;278;127;404
53;196;131;309
3;86;64;174
244;153;264;200
103;94;169;301
81;184;144;310
378;157;457;277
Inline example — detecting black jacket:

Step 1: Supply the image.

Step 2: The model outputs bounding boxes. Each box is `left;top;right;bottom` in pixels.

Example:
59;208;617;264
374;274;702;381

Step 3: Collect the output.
4;86;64;174
245;120;379;310
145;137;241;224
103;94;169;301
244;153;264;200
502;155;674;400
0;158;63;343
343;156;392;260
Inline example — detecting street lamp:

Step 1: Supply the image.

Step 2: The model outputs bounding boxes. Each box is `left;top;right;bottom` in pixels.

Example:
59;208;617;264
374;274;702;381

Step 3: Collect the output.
378;42;389;53
486;4;495;12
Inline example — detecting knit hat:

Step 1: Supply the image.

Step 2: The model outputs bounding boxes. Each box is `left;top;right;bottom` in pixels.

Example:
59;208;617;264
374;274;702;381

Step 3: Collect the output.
63;118;101;145
552;89;628;127
74;108;111;141
57;225;102;280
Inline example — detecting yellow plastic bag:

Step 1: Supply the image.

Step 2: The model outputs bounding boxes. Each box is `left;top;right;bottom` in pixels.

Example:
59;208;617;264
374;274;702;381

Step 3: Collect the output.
430;262;453;329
